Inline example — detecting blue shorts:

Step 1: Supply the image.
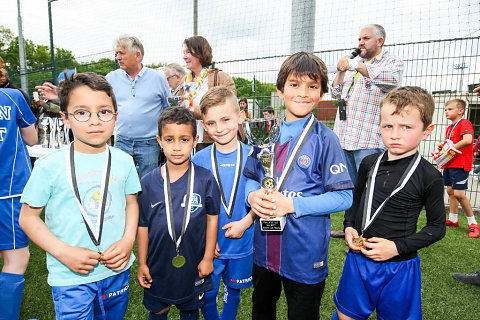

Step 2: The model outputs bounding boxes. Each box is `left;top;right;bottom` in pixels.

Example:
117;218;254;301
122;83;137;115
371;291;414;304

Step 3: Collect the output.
334;252;422;320
51;269;130;320
0;197;28;250
212;254;253;291
443;168;469;190
144;291;206;313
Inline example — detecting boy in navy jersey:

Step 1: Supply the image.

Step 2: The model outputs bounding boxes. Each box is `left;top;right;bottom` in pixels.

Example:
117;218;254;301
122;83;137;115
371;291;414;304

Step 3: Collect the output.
244;52;354;320
192;87;254;320
137;106;220;320
333;87;446;320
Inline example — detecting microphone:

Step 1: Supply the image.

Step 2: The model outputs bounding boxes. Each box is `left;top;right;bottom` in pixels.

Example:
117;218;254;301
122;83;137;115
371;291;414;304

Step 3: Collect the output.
326;48;362;73
350;48;361;59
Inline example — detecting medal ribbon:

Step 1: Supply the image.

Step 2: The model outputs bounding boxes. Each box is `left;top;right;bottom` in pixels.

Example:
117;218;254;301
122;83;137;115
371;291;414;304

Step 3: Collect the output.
361;152;421;234
446;118;463;140
211;142;242;219
163;163;194;254
271;114;316;191
66;143;111;248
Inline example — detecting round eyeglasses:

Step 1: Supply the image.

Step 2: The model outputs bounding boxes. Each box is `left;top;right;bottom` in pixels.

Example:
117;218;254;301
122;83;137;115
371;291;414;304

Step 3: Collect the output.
66;109;117;122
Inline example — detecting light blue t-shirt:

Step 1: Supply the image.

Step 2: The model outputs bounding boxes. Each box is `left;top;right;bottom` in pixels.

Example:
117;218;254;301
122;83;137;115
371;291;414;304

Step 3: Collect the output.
21;146;141;286
106;67;171;139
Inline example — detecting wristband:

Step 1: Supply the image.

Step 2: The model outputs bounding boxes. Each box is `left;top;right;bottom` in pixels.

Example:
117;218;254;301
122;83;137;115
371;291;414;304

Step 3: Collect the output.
348;59;359;71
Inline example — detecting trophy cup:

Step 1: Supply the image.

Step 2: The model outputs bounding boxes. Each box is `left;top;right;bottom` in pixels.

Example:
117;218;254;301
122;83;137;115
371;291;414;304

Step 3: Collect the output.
244;117;285;231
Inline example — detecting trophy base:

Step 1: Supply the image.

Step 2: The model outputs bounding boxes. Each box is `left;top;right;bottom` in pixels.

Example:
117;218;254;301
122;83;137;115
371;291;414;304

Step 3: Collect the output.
260;216;286;231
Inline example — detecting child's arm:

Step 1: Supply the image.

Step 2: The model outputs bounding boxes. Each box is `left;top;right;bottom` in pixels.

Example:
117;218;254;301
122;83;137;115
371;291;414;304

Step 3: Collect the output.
101;193;139;271
222;210;256;239
453;133;473;150
136;226;152;289
19;203;100;274
198;214;218;278
19;124;38;146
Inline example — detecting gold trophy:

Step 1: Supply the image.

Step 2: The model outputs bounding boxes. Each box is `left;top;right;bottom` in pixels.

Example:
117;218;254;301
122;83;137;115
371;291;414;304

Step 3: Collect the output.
244;117;285;231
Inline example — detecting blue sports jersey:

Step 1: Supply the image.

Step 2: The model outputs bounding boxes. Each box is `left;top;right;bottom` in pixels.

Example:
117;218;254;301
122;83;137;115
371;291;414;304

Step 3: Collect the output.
192;142;253;259
0;88;36;198
138;164;220;304
244;115;353;284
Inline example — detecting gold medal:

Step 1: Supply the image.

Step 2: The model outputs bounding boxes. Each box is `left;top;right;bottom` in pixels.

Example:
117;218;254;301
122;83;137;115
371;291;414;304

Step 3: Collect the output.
353;237;367;248
172;254;186;268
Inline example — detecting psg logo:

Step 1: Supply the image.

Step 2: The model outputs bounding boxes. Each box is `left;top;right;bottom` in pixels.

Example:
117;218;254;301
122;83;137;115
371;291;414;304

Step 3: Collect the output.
297;155;311;169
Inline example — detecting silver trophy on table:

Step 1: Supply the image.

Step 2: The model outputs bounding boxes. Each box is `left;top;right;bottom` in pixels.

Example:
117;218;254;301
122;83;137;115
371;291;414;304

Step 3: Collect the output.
244;117;285;231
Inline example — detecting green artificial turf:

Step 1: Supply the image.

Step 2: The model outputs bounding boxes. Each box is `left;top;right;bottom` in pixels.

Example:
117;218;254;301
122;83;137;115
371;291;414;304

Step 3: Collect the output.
8;211;479;319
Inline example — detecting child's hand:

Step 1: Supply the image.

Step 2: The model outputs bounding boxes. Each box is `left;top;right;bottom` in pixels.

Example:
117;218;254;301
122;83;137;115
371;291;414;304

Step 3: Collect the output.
214;242;221;258
269;190;294;217
101;238;134;271
361;237;399;261
59;246;100;275
437;143;443;152
198;258;214;278
223;220;247;239
344;227;362;252
137;264;153;289
35;83;58;101
248;188;277;219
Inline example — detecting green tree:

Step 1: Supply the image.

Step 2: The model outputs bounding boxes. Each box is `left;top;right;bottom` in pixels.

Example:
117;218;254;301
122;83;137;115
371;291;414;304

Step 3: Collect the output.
233;76;276;109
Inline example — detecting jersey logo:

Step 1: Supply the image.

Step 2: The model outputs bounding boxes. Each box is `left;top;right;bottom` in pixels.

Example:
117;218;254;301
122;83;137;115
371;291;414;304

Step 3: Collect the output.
297;155;311;168
199;293;205;300
330;163;347;175
181;193;203;213
151;201;162;208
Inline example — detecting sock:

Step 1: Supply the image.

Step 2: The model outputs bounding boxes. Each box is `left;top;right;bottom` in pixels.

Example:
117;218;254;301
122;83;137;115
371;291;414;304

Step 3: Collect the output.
148;310;168;320
332;310;340;320
467;216;477;225
220;285;241;320
449;213;458;223
180;309;199;320
0;272;25;320
201;289;219;320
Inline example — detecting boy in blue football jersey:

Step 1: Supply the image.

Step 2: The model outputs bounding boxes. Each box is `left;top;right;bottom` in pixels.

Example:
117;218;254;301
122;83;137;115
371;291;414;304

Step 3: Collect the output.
333;87;445;320
137;106;220;320
0;60;38;320
19;73;141;319
244;52;354;320
192;86;254;320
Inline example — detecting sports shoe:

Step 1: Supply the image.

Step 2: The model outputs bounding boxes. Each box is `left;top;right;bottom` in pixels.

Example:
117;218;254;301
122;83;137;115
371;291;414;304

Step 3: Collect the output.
453;270;480;286
446;219;459;227
468;223;480;238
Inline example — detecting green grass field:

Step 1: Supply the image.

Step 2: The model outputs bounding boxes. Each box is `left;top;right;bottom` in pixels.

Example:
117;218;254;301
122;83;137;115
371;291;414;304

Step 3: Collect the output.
12;212;480;319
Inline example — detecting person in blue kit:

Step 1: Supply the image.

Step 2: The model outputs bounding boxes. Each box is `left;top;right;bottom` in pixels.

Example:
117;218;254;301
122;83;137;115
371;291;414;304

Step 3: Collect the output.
0;64;38;320
332;87;446;320
244;52;354;320
19;73;141;319
192;86;254;320
136;106;220;320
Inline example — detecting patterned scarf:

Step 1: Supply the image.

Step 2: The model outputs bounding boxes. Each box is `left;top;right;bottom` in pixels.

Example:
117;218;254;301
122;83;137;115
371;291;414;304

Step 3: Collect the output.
181;68;208;108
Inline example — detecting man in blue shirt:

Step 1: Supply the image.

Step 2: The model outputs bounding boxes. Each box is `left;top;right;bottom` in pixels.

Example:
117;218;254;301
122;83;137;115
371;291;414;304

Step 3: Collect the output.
106;35;171;177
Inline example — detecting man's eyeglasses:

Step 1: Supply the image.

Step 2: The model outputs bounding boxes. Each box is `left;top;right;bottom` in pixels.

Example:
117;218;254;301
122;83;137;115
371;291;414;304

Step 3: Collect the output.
65;109;117;122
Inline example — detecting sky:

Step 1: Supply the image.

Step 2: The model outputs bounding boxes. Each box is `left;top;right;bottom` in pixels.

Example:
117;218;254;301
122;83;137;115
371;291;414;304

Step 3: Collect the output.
3;0;480;91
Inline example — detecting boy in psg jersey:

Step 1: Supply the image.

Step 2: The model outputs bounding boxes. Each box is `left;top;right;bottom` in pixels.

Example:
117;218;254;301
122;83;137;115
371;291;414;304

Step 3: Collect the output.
333;87;446;320
192;86;254;320
19;73;141;319
137;106;220;320
244;52;354;320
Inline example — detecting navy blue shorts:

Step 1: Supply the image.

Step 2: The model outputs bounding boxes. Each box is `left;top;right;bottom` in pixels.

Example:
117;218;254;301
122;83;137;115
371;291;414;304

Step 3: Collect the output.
211;254;253;291
0;197;28;250
443;168;469;190
51;269;130;320
334;252;422;320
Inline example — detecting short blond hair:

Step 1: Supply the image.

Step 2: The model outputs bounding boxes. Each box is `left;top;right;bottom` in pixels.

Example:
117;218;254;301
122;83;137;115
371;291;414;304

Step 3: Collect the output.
200;86;238;115
446;98;467;111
